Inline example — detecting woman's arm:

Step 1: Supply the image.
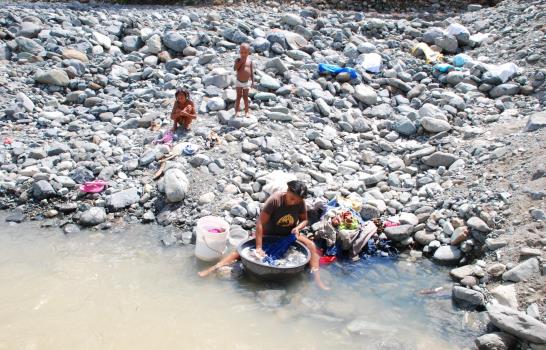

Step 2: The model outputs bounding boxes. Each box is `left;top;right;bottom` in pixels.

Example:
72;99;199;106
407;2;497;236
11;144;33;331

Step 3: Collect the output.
291;210;308;236
255;211;271;251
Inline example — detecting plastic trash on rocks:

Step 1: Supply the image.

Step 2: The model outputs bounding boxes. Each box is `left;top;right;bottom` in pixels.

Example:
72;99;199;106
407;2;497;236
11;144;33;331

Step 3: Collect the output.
356;53;382;73
469;33;490;45
318;63;358;79
434;63;455;73
261;171;297;195
80;180;108;193
482;62;519;83
411;43;443;64
446;23;470;37
452;54;472;67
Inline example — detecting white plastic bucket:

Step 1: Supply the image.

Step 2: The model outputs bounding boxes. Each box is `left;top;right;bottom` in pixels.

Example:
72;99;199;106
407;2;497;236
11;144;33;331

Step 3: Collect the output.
227;227;249;250
195;216;230;262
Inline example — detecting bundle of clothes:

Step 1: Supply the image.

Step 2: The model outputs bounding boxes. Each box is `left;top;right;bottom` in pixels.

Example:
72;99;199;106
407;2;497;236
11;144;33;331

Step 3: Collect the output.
310;197;398;263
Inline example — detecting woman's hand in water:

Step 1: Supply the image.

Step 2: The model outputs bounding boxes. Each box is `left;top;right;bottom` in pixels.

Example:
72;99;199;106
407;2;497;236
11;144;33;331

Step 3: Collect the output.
255;247;265;258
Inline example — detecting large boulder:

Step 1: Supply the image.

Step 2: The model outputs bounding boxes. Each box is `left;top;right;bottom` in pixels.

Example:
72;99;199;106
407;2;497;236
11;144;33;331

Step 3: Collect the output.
490;284;518;309
34;69;70;87
164;168;189;203
93;31;112;48
433;245;462;264
15;37;44;55
223;28;251;44
145;34;163;54
435;34;458;54
32;180;56;200
122;35;144;52
489;83;520;98
282;13;305;27
266;31;288;49
452;286;485;306
502;258;540;282
423;27;445;45
79;207;107;226
207;97;226;112
487;304;546;344
62;48;88;62
252;37;270;53
0;44;12;60
523;111;546;132
467;216;491;233
354;85;378;105
475;332;516;350
418;103;446;119
202;68;232;89
393;117;417;136
422;152;459;168
420;117;452;133
384;224;414;242
106;188;140;210
16;22;42;38
162;31;187;52
259;74;281;90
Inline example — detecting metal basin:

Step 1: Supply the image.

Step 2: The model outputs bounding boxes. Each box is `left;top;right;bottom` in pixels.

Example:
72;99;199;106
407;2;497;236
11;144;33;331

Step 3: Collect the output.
237;236;311;281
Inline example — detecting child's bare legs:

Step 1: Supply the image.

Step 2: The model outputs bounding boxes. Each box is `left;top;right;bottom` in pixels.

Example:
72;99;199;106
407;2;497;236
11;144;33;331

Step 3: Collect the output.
243;88;250;117
171;120;178;132
297;235;330;290
235;87;243;116
183;116;192;131
198;251;240;277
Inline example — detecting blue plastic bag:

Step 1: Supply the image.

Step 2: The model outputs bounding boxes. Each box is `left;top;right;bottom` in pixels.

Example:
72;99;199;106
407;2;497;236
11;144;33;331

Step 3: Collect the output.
318;63;358;79
453;54;472;67
433;63;455;73
433;64;462;73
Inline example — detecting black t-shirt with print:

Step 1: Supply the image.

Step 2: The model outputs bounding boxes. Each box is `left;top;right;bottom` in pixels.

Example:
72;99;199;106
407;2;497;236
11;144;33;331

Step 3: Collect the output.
262;191;305;236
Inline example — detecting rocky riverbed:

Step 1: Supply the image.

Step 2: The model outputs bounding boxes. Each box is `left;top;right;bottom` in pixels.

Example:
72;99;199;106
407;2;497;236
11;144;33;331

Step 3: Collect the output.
0;0;545;348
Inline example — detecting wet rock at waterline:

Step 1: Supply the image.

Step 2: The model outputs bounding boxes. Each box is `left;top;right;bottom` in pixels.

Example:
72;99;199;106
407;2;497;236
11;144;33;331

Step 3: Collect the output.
487;304;546;344
79;207;107;227
475;332;517;350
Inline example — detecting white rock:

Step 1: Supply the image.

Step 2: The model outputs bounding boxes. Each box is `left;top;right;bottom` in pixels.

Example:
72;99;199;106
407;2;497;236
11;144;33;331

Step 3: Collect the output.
164;168;189;203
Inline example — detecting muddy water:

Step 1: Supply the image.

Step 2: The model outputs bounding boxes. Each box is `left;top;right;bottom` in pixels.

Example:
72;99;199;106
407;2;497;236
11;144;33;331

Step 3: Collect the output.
0;215;481;350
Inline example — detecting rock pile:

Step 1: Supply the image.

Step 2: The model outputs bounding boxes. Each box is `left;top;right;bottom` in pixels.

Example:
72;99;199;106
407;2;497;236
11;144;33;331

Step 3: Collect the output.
0;0;544;347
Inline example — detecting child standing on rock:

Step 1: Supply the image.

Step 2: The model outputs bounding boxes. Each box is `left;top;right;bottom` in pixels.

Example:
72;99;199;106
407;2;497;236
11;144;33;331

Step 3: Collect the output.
233;43;254;118
171;87;197;132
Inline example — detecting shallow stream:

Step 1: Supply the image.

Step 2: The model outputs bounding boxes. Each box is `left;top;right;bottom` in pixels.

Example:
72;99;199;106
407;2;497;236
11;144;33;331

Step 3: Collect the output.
0;214;484;349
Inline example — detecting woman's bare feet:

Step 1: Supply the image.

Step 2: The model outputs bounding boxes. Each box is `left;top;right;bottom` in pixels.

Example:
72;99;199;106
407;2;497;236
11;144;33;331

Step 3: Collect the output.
198;264;219;277
312;269;330;291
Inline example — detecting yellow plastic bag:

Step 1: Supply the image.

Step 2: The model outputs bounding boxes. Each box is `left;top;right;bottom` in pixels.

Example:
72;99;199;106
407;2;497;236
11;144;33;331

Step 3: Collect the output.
411;43;443;64
336;193;363;213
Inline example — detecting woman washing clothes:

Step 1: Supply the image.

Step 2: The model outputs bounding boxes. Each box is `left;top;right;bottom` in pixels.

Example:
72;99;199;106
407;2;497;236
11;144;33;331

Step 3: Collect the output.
198;181;328;290
171;87;196;132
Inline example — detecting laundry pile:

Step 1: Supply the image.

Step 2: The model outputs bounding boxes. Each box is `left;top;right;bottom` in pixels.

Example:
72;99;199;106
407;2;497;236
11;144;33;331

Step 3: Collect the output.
313;197;398;262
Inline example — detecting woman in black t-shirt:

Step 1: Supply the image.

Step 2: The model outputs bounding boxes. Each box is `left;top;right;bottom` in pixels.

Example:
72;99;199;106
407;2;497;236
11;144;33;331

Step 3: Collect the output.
198;181;327;290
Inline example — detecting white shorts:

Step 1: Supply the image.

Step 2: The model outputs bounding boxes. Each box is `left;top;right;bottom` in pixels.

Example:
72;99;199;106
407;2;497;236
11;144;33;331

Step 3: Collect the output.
235;79;251;89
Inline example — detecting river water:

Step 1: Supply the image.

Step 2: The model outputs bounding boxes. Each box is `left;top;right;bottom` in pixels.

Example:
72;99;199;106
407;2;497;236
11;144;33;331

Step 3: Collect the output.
0;214;483;350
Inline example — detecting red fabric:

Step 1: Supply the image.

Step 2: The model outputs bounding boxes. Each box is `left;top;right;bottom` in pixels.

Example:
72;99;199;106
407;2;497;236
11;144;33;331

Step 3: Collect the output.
384;221;400;228
319;256;337;265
